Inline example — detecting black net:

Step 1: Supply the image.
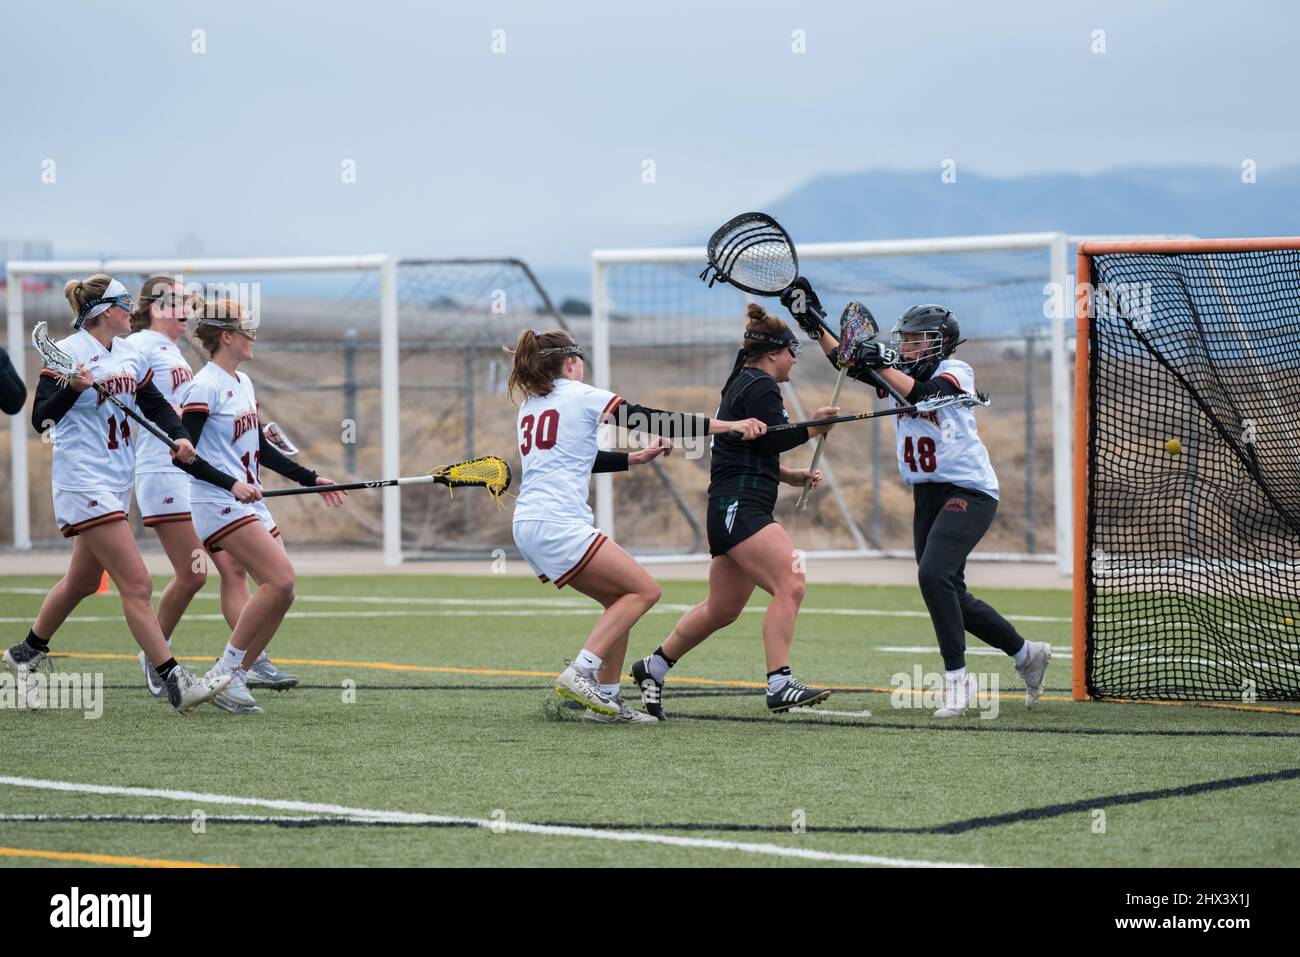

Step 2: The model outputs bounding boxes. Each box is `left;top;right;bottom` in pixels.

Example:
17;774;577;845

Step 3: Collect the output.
707;214;798;294
1085;246;1300;700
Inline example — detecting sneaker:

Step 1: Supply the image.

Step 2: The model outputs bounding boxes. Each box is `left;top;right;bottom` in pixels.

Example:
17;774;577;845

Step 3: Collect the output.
208;666;260;714
934;672;978;718
165;664;231;716
553;663;618;717
1015;641;1052;708
139;651;167;699
3;642;52;711
767;677;831;713
630;656;666;721
244;651;299;691
582;696;659;725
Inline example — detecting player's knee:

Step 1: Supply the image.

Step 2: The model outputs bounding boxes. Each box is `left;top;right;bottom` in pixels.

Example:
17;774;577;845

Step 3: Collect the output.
181;566;208;595
638;580;662;609
777;577;806;606
120;573;154;606
917;561;949;596
710;602;744;627
67;573;102;600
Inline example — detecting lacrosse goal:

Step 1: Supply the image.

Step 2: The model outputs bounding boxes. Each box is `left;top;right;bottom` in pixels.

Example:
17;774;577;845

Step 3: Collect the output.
1073;237;1300;701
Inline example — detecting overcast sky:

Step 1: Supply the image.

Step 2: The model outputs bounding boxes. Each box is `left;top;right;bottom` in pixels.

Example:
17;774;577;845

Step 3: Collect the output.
2;0;1295;268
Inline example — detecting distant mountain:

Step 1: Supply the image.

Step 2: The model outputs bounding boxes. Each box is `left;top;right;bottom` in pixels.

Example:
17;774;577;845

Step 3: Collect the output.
761;165;1300;243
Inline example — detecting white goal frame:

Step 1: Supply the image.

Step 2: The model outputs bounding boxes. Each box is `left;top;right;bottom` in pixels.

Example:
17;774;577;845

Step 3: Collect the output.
592;232;1187;575
6;255;405;565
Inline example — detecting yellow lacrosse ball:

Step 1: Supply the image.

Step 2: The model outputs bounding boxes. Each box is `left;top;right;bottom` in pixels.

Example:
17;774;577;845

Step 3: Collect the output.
1165;439;1182;456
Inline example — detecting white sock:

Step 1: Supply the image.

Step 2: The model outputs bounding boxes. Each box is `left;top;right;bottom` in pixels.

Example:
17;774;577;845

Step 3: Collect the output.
767;668;791;694
600;682;621;700
945;667;968;681
1012;642;1030;666
575;649;602;672
647;651;673;682
222;642;244;670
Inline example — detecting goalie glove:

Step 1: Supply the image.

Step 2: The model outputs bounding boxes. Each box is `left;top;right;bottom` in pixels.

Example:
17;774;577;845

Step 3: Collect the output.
848;340;899;372
779;276;826;339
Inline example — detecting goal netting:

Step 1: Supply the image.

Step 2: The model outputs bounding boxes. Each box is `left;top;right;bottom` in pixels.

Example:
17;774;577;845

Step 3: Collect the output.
1076;238;1300;701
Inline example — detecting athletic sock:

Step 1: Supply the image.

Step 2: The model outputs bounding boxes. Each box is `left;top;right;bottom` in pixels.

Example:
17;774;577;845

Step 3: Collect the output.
767;666;792;695
156;658;178;681
221;641;244;670
944;666;968;681
1012;641;1030;666
575;649;602;672
599;682;621;700
647;647;676;682
25;630;49;654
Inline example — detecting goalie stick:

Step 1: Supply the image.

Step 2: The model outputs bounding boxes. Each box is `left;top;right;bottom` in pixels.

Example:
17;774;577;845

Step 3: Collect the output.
746;392;991;433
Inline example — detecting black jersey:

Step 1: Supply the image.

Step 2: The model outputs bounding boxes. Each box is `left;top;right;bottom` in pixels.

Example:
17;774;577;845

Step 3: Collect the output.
707;366;811;513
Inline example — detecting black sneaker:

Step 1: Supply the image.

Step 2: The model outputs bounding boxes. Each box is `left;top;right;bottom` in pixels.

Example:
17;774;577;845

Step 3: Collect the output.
630;656;666;721
767;677;831;713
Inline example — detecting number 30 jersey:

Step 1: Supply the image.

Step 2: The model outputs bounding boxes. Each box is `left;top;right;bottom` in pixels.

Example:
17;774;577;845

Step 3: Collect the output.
44;329;152;492
178;362;261;504
512;378;621;526
894;358;999;499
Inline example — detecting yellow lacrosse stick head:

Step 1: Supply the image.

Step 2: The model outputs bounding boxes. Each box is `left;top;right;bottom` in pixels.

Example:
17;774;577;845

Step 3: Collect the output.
427;455;512;506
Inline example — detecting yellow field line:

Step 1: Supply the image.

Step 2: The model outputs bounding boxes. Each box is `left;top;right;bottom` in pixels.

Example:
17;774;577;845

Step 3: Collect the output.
0;846;234;868
51;651;1300;713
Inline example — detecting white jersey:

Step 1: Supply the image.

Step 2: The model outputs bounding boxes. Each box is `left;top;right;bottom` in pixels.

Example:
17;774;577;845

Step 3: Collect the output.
512;378;621;526
125;329;194;474
43;329;153;492
894;358;999;499
179;362;261;504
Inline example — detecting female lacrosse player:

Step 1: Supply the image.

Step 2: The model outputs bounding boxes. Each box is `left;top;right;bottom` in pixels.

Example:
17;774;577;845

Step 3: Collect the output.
822;304;1051;717
6;275;238;714
507;328;767;724
178;299;345;714
630;304;838;719
126;277;300;702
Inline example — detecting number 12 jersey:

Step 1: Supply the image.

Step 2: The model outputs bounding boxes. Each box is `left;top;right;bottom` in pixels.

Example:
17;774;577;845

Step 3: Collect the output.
178;362;261;503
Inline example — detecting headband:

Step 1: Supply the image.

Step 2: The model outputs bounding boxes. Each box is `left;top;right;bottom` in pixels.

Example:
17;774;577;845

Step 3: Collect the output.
75;278;130;329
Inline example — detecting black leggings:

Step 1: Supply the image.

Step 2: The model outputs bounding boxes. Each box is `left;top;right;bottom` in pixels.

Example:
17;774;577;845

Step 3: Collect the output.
912;483;1026;671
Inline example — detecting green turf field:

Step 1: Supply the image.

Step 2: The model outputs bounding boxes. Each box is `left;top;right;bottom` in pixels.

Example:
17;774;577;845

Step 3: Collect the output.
1;573;1297;868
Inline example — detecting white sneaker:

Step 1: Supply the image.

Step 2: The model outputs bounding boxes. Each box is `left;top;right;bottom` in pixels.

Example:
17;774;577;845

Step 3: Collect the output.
583;697;659;725
553;664;618;717
933;672;978;718
209;666;260;714
1015;641;1052;708
166;664;231;716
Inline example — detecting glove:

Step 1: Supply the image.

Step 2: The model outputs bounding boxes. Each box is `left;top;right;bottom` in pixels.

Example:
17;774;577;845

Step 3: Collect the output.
849;340;899;371
779;277;826;338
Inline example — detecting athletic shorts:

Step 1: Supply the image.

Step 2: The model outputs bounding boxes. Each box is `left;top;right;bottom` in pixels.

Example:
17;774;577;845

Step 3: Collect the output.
706;496;776;557
134;471;192;527
53;485;132;538
513;519;608;589
192;498;279;553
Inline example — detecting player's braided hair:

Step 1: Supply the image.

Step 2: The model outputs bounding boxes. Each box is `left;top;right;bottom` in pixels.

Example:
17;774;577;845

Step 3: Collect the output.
504;328;582;401
130;275;183;333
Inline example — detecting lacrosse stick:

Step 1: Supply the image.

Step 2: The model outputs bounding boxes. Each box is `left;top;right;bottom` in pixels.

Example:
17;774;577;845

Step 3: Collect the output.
32;321;190;454
795;301;878;511
259;455;512;506
263;421;299;456
699;212;908;404
755;392;992;433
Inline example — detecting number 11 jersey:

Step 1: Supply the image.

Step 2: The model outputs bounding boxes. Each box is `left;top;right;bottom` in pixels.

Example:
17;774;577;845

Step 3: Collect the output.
178;362;260;503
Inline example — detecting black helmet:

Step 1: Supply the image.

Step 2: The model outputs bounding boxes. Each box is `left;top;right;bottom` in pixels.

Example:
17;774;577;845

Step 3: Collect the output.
890;304;962;380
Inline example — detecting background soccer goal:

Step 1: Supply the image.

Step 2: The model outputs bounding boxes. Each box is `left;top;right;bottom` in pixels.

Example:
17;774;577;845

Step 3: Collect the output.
1074;237;1300;701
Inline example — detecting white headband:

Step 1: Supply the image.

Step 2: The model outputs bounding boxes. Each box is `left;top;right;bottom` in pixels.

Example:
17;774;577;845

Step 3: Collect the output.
77;277;130;327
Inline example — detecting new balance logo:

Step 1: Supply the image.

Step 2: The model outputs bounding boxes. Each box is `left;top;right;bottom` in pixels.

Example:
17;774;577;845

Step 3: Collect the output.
163;497;174;504
87;500;97;508
221;507;232;515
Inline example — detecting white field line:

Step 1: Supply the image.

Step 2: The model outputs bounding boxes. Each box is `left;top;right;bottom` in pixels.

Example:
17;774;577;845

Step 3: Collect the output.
0;775;981;869
0;588;1070;625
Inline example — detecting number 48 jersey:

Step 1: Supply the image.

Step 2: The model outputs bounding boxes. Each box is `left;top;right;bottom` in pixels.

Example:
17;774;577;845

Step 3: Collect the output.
894;358;999;499
178;362;261;503
512;378;621;526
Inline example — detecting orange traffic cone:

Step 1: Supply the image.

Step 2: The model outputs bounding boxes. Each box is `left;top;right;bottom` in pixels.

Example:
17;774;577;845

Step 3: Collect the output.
96;571;110;594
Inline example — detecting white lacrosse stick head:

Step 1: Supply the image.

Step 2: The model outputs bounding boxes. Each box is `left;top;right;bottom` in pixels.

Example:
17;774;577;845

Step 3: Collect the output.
31;322;78;387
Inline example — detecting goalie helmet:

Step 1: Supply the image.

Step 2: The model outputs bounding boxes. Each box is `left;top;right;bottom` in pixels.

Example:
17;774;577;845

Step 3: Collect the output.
890;304;962;381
